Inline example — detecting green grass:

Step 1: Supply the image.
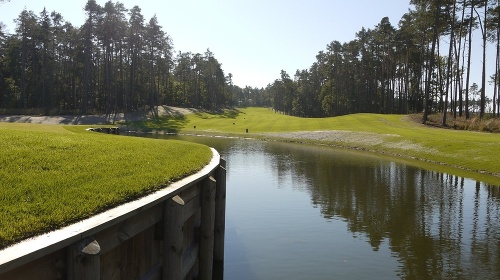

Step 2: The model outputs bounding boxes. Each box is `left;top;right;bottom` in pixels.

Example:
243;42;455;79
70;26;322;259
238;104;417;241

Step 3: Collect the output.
3;108;499;246
0;123;212;248
127;107;500;185
183;108;417;133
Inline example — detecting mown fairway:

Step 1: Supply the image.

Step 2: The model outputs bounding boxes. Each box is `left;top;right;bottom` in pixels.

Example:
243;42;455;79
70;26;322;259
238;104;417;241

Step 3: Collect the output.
4;108;498;247
177;108;500;184
0;123;212;248
185;107;409;133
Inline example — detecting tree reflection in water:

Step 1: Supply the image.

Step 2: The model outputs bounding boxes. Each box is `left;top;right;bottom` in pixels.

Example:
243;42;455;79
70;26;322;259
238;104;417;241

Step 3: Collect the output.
138;134;500;279
263;142;500;279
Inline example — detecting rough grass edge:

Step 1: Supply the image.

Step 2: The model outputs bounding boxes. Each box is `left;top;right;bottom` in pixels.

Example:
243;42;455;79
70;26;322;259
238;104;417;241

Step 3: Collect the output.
413;113;500;133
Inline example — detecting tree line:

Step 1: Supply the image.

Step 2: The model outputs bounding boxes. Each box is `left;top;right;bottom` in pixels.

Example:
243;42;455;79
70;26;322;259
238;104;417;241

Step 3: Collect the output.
265;0;500;122
0;0;252;115
2;0;500;121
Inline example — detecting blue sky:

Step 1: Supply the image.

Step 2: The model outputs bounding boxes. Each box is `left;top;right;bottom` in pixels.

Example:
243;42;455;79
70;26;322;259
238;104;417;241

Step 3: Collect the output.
0;0;492;95
0;0;413;88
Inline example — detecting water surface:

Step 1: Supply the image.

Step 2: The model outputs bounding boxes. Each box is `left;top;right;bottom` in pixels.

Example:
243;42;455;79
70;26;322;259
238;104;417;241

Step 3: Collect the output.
139;134;500;279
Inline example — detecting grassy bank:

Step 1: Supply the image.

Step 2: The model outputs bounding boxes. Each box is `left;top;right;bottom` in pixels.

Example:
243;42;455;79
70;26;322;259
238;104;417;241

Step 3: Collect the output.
0;123;212;248
127;107;500;185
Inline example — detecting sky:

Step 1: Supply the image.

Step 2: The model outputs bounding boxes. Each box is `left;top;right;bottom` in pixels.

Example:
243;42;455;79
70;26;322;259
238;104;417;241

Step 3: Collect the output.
0;0;494;96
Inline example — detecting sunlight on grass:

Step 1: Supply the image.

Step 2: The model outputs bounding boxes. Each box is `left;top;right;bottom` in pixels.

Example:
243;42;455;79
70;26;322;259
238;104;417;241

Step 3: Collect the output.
178;108;500;184
122;106;500;183
182;108;407;134
0;123;212;248
3;109;497;248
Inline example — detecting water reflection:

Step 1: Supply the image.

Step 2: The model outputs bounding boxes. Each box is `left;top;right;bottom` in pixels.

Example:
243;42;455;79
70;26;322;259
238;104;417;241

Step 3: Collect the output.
134;134;500;279
257;142;500;279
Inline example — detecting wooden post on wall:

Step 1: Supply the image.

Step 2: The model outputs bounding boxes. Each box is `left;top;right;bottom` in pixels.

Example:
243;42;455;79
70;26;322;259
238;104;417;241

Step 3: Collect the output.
213;159;226;279
67;237;101;280
199;176;216;280
163;197;185;279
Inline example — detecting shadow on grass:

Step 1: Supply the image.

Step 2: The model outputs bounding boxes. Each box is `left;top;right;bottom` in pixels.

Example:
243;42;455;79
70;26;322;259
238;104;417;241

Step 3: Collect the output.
194;108;245;119
125;114;189;133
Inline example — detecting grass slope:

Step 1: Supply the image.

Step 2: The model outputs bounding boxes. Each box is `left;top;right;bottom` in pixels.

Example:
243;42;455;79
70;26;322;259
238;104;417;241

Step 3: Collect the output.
145;107;499;184
0;123;212;248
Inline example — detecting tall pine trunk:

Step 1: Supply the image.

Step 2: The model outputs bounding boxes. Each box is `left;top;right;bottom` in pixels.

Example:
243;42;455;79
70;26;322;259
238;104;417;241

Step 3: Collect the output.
465;1;475;119
494;34;498;115
424;0;441;123
480;2;487;118
443;0;457;126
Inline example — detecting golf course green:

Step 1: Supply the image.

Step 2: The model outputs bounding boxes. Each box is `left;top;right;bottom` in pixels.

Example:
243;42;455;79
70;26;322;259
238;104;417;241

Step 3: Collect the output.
2;107;499;248
142;107;500;185
0;123;212;248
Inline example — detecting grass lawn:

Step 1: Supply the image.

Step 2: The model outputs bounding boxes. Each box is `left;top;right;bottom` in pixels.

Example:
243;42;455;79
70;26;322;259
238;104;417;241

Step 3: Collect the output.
2;108;499;247
0;123;212;248
127;107;500;185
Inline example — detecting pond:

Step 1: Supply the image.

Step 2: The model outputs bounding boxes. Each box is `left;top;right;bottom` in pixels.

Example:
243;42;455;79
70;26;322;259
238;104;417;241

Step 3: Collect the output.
137;134;500;279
